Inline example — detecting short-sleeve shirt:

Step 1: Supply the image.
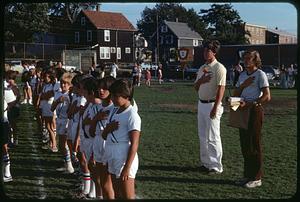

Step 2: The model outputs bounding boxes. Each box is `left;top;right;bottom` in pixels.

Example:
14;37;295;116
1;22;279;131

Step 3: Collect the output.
236;69;269;102
54;91;70;119
41;83;54;105
195;59;227;100
106;105;141;143
89;103;115;137
4;81;16;104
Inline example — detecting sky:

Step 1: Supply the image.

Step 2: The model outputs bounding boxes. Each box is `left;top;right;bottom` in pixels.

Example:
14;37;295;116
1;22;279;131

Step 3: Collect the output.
100;2;297;35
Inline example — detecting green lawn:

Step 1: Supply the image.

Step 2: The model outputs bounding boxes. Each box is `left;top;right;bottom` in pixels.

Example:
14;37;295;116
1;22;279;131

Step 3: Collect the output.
3;81;297;199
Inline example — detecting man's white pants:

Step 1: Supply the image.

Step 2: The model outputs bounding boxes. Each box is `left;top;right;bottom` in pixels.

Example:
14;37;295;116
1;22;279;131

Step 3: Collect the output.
197;101;223;173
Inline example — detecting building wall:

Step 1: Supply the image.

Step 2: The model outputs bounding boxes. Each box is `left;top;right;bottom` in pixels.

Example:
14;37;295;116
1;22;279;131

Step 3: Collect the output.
245;24;266;44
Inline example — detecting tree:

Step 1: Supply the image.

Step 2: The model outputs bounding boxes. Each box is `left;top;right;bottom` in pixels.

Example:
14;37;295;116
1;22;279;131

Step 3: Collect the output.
4;3;50;42
137;3;206;40
49;2;100;23
199;3;250;45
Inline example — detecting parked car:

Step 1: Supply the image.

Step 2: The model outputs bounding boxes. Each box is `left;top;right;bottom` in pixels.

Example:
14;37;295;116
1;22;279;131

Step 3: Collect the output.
8;60;23;73
261;65;280;86
140;62;158;70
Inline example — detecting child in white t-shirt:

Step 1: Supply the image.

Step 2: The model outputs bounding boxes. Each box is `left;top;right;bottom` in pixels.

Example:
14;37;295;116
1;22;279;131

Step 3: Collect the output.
39;69;57;152
89;76;116;199
102;79;141;199
51;72;74;173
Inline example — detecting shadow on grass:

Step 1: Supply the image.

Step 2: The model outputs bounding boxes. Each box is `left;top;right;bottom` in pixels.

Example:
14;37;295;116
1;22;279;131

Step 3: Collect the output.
137;175;235;186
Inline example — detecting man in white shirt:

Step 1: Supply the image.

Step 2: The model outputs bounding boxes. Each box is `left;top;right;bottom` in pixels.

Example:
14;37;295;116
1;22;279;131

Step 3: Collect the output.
194;40;227;175
110;63;118;78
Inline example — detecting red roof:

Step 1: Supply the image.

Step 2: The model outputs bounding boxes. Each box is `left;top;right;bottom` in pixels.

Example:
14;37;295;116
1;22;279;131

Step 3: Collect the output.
82;10;136;31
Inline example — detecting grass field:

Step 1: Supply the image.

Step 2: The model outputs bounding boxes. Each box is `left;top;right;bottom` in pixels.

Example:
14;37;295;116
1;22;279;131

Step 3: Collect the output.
3;80;297;199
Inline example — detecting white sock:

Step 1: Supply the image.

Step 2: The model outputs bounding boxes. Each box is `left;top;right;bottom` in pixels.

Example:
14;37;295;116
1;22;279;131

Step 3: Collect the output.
88;180;96;198
82;172;91;194
3;154;11;177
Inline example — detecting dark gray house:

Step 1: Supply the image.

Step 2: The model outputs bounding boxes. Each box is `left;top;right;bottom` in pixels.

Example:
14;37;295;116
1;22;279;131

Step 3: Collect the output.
151;20;203;66
73;10;137;66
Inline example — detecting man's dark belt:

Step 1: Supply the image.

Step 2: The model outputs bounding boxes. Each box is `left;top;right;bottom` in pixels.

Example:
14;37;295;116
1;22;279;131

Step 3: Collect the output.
199;99;216;103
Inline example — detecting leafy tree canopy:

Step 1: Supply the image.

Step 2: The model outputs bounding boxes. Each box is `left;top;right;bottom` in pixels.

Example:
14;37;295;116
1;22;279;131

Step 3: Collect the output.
5;3;51;42
199;3;250;44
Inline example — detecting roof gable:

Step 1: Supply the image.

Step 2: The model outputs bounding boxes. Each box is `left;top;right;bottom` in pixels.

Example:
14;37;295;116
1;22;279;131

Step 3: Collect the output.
82;10;137;31
164;20;203;40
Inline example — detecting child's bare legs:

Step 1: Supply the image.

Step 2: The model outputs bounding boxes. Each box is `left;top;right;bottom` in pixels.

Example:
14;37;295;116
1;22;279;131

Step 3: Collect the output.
45;117;56;149
119;177;135;199
99;164;114;199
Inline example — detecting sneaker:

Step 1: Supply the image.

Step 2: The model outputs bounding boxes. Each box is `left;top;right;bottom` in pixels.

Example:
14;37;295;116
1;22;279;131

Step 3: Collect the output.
66;166;74;174
21;100;27;104
235;178;250;186
41;144;50;150
199;165;209;173
73;192;88;199
51;147;58;153
244;179;262;188
207;169;222;175
56;167;66;172
28;99;33;105
3;175;13;182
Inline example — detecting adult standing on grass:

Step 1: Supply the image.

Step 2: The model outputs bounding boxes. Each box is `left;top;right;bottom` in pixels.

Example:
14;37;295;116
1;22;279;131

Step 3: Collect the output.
194;40;226;175
233;50;271;188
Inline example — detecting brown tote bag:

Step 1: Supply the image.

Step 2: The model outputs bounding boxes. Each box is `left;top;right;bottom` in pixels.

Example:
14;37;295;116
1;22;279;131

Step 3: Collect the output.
227;107;250;130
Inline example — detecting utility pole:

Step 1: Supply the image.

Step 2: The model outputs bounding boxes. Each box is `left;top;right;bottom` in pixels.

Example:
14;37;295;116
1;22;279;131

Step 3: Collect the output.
156;13;159;65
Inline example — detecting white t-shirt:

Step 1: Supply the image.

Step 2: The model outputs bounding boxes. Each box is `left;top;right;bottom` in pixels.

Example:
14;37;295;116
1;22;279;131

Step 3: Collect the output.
54;91;70;119
4;82;16;104
80;102;93;139
236;69;269;102
89;103;114;137
195;59;227;100
106;105;141;144
40;83;54;106
73;96;86;122
3;100;8;123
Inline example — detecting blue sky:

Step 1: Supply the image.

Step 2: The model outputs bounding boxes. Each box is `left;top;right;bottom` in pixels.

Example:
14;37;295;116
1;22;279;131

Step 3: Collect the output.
100;2;297;35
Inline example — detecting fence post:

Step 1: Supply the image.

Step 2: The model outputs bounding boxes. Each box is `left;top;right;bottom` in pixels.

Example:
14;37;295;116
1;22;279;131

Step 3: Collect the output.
43;43;45;60
24;42;26;59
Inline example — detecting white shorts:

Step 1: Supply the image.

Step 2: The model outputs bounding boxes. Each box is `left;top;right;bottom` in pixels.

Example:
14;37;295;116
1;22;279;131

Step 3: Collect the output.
103;142;138;179
56;118;68;135
71;121;79;144
80;137;94;161
93;135;106;164
42;103;54;117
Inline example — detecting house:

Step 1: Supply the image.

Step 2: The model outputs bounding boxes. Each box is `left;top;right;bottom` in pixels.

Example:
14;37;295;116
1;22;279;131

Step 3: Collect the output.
151;19;203;67
266;28;297;44
73;9;137;66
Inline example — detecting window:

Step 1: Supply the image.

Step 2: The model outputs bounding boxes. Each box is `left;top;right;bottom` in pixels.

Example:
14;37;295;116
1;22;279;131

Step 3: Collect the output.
100;47;110;59
166;35;173;44
125;47;131;54
161;25;167;33
81;17;85;26
117;47;121;59
193;39;198;47
169;35;173;44
75;32;80;43
87;30;92;42
111;47;116;53
104;30;110;42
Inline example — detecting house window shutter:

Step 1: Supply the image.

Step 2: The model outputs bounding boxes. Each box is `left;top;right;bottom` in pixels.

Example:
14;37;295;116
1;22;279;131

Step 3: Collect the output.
104;30;110;42
75;32;80;43
87;30;92;42
111;47;116;53
117;47;121;59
